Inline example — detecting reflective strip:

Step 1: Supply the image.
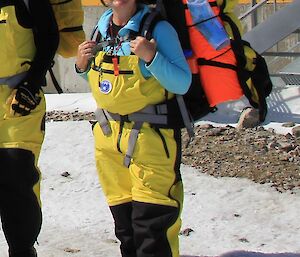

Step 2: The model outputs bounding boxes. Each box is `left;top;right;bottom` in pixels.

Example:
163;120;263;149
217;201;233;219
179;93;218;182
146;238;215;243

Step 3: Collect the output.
0;72;27;88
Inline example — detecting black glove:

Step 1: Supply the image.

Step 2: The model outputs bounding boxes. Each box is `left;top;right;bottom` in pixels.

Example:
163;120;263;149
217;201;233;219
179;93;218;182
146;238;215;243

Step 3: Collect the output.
9;82;42;116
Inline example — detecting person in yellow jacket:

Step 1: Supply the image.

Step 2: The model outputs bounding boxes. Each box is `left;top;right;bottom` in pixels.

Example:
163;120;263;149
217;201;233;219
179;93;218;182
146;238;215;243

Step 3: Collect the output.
0;0;59;256
75;0;192;256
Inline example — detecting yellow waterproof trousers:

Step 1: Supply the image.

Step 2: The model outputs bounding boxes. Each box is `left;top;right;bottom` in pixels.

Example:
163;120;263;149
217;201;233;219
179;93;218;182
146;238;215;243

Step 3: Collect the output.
0;85;45;256
93;120;183;257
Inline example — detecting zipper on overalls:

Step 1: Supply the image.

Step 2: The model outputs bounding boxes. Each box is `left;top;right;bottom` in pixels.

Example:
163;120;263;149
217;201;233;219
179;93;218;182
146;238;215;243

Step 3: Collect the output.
109;18;123;76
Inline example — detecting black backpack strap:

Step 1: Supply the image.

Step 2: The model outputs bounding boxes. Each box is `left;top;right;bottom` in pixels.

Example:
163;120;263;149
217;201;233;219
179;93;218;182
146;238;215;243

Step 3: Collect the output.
140;5;196;143
140;10;163;40
48;61;63;94
22;0;63;94
222;12;273;122
218;0;227;13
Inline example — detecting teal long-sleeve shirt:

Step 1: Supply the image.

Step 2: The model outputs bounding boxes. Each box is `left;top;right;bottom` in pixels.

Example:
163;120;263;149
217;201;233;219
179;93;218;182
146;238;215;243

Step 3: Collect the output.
78;4;191;95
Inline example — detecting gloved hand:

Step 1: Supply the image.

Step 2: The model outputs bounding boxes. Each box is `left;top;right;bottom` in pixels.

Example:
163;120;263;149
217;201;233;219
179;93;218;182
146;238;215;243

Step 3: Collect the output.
6;82;42;116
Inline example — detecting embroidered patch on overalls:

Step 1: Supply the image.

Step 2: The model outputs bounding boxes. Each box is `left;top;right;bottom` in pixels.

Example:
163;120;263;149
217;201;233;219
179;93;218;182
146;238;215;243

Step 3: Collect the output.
99;80;112;94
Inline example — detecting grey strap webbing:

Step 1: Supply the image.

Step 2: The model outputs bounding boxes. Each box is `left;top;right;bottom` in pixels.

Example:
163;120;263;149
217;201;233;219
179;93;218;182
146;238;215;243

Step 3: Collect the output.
176;95;195;145
94;105;169;167
94;108;112;136
102;105;168;125
124;121;143;168
0;72;27;88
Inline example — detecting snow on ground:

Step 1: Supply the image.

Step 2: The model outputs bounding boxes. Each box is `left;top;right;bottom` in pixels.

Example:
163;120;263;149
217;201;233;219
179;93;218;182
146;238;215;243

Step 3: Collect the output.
0;85;300;257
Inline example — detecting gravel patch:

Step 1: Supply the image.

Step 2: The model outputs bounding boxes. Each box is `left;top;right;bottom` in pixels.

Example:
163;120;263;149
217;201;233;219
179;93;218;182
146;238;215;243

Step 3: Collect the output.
46;110;300;193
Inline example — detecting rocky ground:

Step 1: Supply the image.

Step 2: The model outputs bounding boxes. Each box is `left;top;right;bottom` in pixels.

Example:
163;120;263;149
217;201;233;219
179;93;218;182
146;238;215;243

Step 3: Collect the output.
181;124;300;194
46;110;300;194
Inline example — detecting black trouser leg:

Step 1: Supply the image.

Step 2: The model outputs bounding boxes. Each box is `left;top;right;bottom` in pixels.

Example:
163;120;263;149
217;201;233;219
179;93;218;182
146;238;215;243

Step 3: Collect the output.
0;148;41;257
110;202;136;257
110;200;179;257
132;201;179;257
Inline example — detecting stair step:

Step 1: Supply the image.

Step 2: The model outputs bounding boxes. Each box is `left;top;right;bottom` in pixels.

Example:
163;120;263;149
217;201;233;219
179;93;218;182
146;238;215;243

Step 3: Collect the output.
242;0;300;54
280;73;300;85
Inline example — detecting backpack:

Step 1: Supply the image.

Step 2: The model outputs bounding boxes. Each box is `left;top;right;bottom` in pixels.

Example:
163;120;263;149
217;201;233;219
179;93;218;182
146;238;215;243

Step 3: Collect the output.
91;2;215;142
50;0;85;58
144;0;273;122
23;0;86;92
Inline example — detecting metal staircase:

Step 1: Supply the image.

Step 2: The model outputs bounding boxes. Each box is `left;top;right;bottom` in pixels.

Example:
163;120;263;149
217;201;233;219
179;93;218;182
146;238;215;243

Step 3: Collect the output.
239;0;300;86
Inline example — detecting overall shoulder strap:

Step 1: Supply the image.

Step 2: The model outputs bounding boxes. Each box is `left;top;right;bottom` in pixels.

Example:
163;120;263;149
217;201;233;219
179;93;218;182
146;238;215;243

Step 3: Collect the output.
90;24;101;42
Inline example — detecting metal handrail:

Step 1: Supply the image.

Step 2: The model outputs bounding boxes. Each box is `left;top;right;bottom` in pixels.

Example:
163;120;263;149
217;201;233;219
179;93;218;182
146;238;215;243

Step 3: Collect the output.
239;0;300;85
271;72;300;76
263;52;300;57
238;0;269;20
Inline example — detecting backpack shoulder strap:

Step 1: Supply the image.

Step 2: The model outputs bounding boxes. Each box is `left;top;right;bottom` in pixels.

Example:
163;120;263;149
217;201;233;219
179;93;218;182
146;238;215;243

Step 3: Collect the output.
140;11;163;40
140;3;196;142
21;0;63;94
140;0;166;40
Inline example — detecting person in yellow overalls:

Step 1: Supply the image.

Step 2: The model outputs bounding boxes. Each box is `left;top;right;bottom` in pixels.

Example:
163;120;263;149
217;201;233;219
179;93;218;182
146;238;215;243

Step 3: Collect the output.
75;0;192;257
0;0;59;256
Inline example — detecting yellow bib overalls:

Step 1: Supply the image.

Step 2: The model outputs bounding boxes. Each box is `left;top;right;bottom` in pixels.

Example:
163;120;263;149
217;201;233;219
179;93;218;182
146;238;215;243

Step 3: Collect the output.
0;3;45;256
88;51;184;257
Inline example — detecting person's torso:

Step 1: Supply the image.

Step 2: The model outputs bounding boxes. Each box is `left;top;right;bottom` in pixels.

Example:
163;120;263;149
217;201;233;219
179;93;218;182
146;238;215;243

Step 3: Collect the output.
88;7;175;115
88;51;171;115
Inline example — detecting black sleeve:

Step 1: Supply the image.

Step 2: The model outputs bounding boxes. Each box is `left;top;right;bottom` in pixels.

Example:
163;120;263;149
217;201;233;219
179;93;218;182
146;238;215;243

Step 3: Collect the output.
25;0;59;89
